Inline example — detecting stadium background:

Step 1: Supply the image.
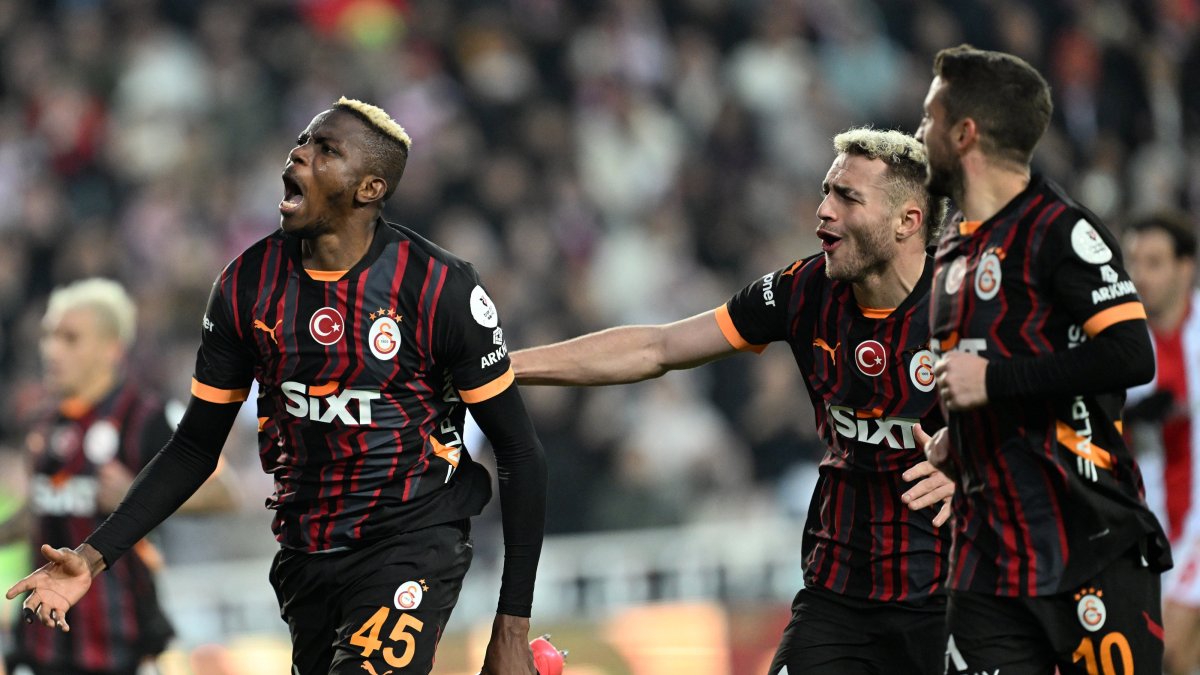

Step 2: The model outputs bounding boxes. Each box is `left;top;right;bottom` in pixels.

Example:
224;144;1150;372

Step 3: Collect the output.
0;0;1197;672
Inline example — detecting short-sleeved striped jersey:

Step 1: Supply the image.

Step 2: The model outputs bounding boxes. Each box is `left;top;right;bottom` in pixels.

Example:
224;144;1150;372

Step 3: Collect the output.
720;254;949;603
15;381;174;670
929;175;1170;596
193;219;513;552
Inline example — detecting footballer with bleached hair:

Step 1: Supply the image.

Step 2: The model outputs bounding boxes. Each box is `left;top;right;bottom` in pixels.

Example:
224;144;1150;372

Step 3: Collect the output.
510;126;954;674
9;99;550;675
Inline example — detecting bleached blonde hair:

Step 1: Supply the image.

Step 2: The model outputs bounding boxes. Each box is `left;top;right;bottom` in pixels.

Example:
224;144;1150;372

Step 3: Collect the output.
44;278;137;348
833;127;946;243
334;96;411;150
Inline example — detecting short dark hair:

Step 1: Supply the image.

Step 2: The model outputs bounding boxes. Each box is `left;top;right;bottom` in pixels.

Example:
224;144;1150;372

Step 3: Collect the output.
1129;211;1197;259
933;44;1052;165
331;98;410;201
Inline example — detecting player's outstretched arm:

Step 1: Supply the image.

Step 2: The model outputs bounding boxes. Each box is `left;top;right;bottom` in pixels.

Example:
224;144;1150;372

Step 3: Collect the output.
512;310;738;386
6;396;239;632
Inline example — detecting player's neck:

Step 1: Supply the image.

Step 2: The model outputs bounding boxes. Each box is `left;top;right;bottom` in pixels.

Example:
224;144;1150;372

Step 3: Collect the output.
64;368;118;410
1149;294;1191;335
302;215;377;270
852;249;926;310
959;155;1031;223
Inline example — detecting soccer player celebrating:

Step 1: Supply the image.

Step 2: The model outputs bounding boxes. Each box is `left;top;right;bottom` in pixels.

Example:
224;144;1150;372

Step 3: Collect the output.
6;99;548;675
916;45;1171;673
512;128;953;674
1122;212;1199;674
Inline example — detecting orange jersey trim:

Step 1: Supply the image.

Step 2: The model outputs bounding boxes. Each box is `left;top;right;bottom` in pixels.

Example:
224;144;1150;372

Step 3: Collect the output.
459;366;515;404
305;269;348;282
59;397;91;420
1055;421;1115;470
959;220;983;236
1082;301;1147;337
858;305;895;319
714;305;767;354
191;378;250;404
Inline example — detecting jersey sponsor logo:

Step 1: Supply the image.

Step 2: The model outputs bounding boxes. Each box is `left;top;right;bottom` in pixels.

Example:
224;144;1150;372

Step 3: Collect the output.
309;307;345;346
281;381;380;425
203;315;214;332
1075;587;1106;632
828;404;919;449
909;350;936;392
470;285;499;328
253;318;281;345
854;340;886;376
1090;280;1136;305
481;342;508;368
1058;396;1114;481
393;580;427;611
944;256;968;295
492;327;504;346
83;420;119;465
30;474;98;517
760;272;777;307
974;250;1002;301
368;311;401;361
432;419;463;482
1071;219;1113;264
1099;264;1119;283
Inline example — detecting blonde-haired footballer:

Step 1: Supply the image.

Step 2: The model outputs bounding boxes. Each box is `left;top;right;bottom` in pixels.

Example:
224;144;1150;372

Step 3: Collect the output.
511;127;954;674
8;98;549;675
3;277;237;675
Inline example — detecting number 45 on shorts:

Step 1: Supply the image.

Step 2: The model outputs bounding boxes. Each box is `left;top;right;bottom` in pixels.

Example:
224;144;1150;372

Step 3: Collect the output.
350;606;425;669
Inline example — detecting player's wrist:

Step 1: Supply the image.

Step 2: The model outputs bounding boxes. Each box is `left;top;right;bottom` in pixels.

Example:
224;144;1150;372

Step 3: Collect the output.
75;543;108;577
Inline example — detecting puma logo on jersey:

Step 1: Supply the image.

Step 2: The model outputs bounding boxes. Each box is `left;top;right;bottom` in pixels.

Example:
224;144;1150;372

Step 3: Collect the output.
827;405;919;449
253;319;282;345
360;663;392;675
281;381;380;425
813;338;839;364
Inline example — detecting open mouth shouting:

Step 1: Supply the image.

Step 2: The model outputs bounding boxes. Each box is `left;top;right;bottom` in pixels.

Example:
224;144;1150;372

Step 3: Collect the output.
280;171;304;217
817;228;843;254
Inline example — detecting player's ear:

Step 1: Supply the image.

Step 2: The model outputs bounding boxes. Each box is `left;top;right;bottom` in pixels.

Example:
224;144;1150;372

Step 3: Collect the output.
954;117;977;152
356;175;387;206
897;201;924;241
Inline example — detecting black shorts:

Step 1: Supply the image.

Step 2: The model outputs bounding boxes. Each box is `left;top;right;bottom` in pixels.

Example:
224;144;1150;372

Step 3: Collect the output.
768;586;947;675
269;520;473;675
944;545;1163;675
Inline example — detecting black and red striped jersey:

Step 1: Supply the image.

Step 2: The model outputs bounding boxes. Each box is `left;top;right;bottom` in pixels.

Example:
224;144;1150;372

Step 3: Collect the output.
718;254;949;603
14;381;174;670
193;218;512;552
929;174;1169;596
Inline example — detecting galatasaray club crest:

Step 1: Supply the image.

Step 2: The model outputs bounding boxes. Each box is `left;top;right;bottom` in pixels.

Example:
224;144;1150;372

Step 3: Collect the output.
908;350;936;393
368;308;401;361
394;579;428;610
1074;587;1106;632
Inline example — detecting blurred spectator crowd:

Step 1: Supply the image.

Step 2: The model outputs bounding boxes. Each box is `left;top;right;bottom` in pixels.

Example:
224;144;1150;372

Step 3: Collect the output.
1;0;1198;536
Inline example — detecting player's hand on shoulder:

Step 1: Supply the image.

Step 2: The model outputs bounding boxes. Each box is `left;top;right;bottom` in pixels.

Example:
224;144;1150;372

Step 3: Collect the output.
5;543;103;632
480;613;537;675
